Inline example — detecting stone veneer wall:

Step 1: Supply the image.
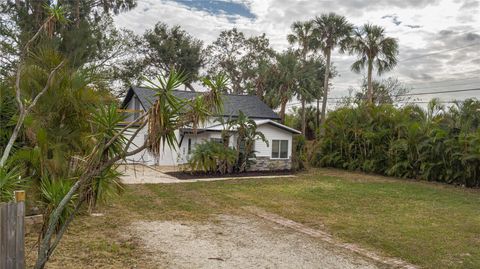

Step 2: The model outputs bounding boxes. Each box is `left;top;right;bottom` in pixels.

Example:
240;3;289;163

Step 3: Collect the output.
248;156;292;171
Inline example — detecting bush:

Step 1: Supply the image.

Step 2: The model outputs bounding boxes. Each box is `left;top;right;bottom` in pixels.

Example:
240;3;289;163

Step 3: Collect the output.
292;135;307;171
188;141;237;174
312;99;480;187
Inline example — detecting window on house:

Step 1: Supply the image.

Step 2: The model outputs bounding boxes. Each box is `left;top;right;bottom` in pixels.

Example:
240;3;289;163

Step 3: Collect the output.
188;138;192;154
210;138;223;144
271;140;288;159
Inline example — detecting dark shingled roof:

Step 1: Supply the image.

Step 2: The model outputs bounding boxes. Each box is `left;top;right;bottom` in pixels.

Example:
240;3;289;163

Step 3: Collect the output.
121;86;281;120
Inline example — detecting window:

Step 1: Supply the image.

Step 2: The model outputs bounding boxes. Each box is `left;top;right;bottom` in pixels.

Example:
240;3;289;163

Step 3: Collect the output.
272;140;288;159
210;138;223;144
187;138;192;154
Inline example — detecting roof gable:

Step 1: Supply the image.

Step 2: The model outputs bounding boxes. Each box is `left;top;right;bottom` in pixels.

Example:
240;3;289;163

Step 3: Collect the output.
122;86;281;120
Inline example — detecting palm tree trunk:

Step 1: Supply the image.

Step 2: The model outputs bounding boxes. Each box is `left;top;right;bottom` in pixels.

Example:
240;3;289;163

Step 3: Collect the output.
367;59;373;104
319;48;331;136
75;0;80;27
301;98;306;134
301;46;307;135
280;100;287;124
316;98;320;131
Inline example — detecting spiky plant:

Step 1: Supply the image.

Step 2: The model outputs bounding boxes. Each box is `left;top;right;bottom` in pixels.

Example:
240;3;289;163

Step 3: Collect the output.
0;165;24;202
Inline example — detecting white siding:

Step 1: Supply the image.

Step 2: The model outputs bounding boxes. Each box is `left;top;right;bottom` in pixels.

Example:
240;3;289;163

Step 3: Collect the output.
124;127;182;166
255;124;293;159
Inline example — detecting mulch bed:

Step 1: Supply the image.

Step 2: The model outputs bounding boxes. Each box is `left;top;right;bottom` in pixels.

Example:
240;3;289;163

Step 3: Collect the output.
165;170;295;180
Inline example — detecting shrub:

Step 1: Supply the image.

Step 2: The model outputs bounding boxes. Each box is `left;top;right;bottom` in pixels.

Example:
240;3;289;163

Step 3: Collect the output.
188;141;237;174
292;135;307;171
312;99;480;187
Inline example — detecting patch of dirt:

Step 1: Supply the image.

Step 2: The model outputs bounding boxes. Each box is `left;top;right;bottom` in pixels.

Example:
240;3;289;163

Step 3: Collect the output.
245;207;417;269
166;170;295;180
130;214;381;269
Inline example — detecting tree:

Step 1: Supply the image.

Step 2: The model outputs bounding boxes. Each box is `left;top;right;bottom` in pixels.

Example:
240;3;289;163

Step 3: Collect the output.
0;5;66;167
350;24;399;104
228;111;268;172
287;21;315;134
0;0;137;79
312;13;353;134
206;28;275;95
353;77;411;105
266;51;301;123
116;22;204;92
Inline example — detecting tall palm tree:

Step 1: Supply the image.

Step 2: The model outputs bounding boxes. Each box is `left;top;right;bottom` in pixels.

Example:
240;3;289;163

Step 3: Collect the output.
313;13;353;135
287;21;314;134
350;24;399;104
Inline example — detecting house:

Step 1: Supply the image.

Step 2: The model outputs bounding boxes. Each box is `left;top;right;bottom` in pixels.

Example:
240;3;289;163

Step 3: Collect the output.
121;86;301;171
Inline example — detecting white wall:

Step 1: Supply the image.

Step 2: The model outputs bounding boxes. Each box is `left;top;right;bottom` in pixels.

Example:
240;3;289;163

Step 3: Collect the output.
124;127;182;166
255;124;293;159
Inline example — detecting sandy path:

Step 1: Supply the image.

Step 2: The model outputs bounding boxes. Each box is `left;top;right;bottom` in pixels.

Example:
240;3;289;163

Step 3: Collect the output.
130;214;383;269
118;164;296;184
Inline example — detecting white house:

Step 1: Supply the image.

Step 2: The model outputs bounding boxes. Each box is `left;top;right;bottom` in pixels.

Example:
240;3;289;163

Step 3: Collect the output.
121;87;301;171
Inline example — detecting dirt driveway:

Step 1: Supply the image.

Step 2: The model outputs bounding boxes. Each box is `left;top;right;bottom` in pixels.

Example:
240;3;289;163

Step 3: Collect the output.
130;214;384;269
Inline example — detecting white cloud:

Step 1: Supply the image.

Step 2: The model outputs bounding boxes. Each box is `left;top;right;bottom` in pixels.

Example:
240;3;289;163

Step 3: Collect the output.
115;0;480;105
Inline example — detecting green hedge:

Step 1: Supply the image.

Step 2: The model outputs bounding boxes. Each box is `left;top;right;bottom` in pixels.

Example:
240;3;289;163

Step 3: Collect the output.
311;99;480;187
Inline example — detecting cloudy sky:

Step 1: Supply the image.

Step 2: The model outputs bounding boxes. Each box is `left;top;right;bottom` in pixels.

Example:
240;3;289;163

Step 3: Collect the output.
115;0;480;106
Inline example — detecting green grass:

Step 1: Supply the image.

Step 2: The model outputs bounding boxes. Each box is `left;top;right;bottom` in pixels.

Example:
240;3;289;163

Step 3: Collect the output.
29;168;480;268
122;169;480;269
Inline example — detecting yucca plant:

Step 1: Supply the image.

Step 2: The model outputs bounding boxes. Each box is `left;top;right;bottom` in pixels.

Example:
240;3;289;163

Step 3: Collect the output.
0;165;24;202
40;177;77;234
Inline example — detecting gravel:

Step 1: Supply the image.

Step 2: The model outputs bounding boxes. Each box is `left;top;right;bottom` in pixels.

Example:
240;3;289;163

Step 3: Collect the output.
130;214;381;269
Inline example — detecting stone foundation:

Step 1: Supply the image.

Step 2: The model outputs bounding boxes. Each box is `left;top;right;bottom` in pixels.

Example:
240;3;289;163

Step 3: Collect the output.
248;156;292;171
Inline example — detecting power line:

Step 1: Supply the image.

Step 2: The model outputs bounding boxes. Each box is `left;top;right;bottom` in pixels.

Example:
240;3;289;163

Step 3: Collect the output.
286;87;480;106
398;43;480;62
403;87;480;96
332;75;480;86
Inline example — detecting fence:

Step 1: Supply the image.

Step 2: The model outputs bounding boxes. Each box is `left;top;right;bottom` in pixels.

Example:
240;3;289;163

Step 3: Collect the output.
0;191;25;269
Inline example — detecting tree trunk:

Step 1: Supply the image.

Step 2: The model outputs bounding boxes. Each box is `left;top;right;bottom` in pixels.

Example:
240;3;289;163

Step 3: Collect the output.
316;98;320;131
319;48;331;136
0;111;26;167
301;45;307;135
279;100;287;124
301;98;306;134
367;59;373;104
75;0;81;28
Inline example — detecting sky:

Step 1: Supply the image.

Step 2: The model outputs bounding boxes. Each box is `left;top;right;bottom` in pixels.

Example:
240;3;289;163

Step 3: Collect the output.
114;0;480;108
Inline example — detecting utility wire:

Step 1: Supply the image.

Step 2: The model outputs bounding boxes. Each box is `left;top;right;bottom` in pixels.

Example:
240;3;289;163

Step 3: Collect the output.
286;87;480;107
403;87;480;96
332;75;480;86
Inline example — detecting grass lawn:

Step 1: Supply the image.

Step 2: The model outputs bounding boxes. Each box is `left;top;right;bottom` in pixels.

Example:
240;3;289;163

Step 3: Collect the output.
27;168;480;268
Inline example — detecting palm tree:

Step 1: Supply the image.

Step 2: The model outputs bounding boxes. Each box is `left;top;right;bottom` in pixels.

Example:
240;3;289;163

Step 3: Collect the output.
268;51;301;123
313;13;353;135
350;24;399;104
287;21;315;134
